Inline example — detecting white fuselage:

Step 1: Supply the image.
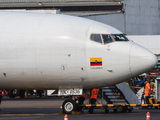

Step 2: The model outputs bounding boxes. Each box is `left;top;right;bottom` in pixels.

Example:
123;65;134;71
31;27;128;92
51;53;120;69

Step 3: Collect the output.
0;12;158;89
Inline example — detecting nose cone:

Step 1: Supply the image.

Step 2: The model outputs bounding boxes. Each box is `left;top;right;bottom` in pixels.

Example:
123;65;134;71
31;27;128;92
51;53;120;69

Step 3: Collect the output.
129;43;158;77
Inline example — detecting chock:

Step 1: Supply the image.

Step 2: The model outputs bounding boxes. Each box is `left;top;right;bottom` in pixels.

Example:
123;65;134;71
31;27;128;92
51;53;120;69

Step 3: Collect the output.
71;111;84;114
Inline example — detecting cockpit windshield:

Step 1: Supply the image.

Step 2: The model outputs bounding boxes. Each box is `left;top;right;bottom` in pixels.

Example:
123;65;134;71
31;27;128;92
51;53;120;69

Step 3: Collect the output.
90;33;129;45
90;34;102;43
111;34;129;41
102;34;113;44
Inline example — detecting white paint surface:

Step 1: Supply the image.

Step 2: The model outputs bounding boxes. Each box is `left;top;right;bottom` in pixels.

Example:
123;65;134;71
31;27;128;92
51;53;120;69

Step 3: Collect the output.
0;11;157;90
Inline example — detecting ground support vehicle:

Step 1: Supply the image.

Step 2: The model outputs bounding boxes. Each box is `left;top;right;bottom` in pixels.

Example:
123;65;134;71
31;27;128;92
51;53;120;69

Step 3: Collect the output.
137;78;160;105
62;82;139;114
79;103;160;113
62;100;160;114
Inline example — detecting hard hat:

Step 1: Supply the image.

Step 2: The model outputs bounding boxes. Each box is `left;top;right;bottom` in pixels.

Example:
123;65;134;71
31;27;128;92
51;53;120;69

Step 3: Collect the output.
145;81;148;83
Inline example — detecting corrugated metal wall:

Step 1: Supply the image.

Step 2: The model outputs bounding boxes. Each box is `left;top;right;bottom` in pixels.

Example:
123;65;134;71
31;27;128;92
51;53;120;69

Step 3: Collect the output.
84;0;160;35
124;0;160;35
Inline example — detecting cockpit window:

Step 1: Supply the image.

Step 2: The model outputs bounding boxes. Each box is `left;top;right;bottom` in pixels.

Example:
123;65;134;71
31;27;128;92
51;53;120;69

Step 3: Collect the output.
102;35;114;44
111;34;129;41
90;34;102;43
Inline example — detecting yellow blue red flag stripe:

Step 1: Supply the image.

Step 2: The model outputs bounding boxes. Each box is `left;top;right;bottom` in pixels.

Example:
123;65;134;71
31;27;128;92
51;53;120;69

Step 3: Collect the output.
90;57;102;66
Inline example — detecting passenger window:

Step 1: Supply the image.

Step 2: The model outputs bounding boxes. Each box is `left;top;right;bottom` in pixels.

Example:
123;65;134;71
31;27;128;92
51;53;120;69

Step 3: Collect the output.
90;34;102;43
102;35;113;44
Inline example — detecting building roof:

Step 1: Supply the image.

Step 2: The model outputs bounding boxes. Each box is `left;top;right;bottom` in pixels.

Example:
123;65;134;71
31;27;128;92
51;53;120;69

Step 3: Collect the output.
0;0;123;16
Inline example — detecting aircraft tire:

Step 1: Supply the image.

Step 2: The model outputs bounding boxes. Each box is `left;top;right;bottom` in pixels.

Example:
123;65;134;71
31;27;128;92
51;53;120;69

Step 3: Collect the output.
62;99;78;114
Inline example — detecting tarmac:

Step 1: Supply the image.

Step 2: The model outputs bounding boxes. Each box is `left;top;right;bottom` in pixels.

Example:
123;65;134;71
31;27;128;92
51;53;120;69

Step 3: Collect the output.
0;97;160;120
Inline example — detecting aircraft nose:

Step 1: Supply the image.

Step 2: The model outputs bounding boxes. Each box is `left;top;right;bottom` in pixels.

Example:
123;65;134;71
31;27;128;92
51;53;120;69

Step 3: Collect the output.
129;43;158;77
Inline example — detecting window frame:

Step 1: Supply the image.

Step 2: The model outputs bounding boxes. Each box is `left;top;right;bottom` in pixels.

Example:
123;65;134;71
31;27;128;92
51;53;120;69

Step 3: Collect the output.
111;34;129;42
101;34;115;45
90;33;103;44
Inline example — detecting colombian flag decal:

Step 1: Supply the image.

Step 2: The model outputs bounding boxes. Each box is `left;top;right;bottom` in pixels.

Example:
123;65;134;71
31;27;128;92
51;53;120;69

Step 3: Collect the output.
90;57;102;66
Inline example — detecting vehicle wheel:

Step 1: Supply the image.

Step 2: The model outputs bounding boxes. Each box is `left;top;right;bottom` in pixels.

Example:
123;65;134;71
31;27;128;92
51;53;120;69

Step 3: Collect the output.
116;106;124;113
8;90;16;98
105;108;109;113
62;99;78;114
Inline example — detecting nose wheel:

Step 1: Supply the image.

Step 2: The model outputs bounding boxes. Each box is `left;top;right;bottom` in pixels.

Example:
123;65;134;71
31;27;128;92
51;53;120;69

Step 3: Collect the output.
62;99;78;114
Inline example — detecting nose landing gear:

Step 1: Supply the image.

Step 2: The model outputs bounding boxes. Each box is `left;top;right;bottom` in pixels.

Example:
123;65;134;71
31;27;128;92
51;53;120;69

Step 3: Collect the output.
62;99;78;114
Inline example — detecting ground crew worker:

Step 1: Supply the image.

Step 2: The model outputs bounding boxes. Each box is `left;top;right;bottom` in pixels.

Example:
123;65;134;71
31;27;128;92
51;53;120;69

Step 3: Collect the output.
150;79;156;104
0;90;3;111
150;79;155;93
144;81;151;104
88;88;99;114
78;94;88;111
78;94;88;105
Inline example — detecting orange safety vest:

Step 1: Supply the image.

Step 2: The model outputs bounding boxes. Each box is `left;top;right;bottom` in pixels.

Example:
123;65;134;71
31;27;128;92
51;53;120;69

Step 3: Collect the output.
145;83;151;97
90;88;99;100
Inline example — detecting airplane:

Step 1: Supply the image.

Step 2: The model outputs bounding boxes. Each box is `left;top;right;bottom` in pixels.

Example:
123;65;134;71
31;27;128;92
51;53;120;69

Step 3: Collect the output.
0;11;158;114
